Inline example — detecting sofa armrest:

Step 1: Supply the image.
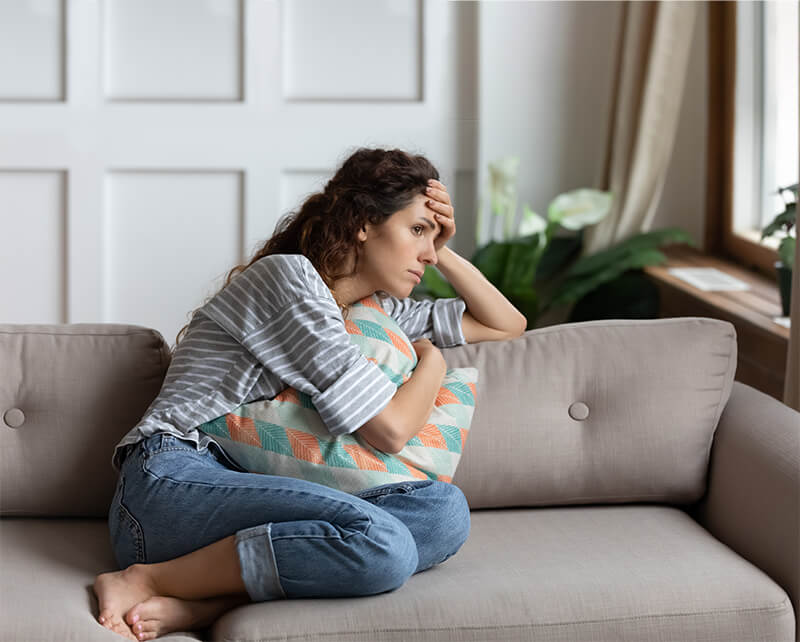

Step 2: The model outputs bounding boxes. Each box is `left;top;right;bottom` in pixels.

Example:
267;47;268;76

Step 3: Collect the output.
688;381;799;640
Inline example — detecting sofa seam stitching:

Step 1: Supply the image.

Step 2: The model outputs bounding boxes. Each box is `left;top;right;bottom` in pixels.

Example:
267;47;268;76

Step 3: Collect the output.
220;595;792;642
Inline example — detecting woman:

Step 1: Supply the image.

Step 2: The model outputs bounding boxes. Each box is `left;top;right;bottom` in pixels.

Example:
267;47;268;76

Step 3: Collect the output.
93;147;526;641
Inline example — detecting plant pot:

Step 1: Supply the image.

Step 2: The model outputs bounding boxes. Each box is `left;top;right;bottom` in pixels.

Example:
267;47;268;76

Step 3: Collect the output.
775;261;792;317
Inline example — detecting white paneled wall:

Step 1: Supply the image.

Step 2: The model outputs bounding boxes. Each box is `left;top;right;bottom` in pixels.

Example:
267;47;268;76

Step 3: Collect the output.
0;0;65;100
1;0;479;347
2;1;704;343
0;171;66;320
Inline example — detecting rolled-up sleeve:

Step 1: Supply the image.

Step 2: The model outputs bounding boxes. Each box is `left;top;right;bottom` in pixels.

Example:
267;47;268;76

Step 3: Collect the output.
200;256;397;436
380;295;467;347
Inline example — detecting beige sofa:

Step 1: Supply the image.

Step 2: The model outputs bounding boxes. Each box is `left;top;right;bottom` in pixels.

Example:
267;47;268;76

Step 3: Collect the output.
1;317;798;642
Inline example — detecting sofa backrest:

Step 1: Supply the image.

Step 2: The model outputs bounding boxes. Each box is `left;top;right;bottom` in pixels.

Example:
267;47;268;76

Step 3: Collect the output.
0;317;737;517
1;325;170;517
444;317;737;509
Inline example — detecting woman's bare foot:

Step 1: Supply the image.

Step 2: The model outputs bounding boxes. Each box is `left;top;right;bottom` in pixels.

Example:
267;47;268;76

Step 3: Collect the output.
125;595;251;640
94;565;159;639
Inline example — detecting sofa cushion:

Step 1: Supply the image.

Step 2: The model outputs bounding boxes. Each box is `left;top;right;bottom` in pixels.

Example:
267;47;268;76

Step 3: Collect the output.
1;317;736;517
0;518;203;641
444;317;737;509
0;324;170;517
196;295;478;494
0;507;791;641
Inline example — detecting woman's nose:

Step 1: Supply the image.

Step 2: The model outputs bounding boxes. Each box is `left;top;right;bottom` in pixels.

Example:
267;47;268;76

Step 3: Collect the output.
421;243;438;265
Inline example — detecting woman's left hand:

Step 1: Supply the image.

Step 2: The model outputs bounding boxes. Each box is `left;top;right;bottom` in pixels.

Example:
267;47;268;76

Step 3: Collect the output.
425;178;456;252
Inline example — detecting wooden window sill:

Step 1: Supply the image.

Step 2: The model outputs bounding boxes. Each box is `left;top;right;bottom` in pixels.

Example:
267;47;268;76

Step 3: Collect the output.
643;243;789;401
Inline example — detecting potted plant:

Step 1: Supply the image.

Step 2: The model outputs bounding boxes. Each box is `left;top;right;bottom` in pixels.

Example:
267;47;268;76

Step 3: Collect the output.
415;156;695;328
760;182;797;317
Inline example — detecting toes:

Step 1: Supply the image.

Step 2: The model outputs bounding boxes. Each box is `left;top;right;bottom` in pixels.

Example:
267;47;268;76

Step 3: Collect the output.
126;595;166;628
131;618;155;638
110;620;137;640
125;607;141;627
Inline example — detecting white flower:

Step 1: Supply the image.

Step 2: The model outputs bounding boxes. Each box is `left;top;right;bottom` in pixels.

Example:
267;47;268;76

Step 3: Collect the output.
488;156;520;203
517;204;547;236
547;189;612;230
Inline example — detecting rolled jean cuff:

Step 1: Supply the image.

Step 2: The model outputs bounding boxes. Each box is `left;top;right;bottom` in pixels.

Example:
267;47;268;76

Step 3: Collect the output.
235;523;287;601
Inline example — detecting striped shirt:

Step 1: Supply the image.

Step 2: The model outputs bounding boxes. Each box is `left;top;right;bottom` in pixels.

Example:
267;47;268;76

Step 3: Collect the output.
111;253;467;472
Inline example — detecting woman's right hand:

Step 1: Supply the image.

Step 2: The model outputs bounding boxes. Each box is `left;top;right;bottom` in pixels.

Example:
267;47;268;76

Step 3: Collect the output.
412;338;445;370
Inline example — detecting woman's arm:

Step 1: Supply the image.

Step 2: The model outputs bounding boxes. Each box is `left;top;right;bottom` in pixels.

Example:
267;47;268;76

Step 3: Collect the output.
424;179;527;343
435;246;527;342
357;341;446;454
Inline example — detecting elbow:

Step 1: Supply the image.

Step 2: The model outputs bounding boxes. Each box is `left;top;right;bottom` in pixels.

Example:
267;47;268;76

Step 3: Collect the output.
383;441;404;455
509;314;528;338
357;403;404;454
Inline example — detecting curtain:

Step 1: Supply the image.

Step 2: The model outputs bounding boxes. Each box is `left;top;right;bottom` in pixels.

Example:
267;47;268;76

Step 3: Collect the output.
582;1;698;256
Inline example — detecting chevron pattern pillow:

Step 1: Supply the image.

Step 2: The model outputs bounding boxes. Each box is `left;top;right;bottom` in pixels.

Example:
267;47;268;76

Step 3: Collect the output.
196;295;478;494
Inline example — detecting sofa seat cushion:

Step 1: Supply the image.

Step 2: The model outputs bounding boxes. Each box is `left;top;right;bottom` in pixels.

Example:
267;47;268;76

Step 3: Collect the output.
2;506;790;641
213;506;793;642
0;518;202;641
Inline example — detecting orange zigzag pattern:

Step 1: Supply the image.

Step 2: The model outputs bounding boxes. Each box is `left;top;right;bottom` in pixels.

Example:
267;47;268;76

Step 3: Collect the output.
416;423;448;449
357;296;385;313
385;328;414;361
435;387;459;407
226;414;262;447
403;464;430;480
285;428;324;464
273;388;301;405
342;445;389;472
344;319;361;335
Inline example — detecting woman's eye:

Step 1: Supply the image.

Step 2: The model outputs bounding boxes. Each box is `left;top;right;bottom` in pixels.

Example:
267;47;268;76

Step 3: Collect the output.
413;225;424;235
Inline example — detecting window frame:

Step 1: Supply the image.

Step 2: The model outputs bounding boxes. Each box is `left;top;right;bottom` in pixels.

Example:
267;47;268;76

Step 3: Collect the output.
705;1;794;278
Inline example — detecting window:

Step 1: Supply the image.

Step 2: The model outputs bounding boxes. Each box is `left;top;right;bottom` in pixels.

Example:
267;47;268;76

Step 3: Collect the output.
730;1;798;257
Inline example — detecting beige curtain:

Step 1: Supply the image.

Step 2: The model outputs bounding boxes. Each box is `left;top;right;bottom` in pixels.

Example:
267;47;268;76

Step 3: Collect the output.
582;1;698;256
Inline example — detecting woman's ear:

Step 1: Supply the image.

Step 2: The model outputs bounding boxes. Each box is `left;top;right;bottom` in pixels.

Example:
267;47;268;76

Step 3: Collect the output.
357;225;368;242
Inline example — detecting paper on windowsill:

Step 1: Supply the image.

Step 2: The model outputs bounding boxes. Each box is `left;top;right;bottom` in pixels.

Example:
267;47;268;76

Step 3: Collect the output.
773;316;791;329
667;267;751;292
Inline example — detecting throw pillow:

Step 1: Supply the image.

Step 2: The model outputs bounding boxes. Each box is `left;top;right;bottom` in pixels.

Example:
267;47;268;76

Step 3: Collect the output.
196;295;478;494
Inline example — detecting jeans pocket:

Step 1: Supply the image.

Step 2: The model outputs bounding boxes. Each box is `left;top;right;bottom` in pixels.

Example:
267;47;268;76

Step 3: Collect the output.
108;473;146;569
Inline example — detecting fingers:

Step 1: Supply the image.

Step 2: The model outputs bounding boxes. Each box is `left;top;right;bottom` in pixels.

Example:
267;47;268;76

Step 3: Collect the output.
425;185;450;205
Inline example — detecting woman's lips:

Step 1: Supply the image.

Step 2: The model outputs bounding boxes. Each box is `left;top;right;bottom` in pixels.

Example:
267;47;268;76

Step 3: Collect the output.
408;271;421;284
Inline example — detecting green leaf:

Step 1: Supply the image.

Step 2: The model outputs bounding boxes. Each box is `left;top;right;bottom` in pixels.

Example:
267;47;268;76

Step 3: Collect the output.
418;267;457;298
471;241;513;289
548;248;667;308
761;203;796;239
778;236;795;267
534;233;583;282
565;228;693;278
500;241;542;292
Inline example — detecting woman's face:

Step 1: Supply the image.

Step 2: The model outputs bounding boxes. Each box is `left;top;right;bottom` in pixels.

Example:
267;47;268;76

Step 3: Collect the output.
357;193;441;298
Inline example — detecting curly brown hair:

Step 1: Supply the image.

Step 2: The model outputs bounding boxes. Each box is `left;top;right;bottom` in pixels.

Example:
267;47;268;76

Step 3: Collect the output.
173;146;440;351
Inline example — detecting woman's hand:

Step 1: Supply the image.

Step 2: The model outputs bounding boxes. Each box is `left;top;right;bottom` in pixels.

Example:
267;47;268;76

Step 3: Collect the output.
425;179;456;252
412;338;446;371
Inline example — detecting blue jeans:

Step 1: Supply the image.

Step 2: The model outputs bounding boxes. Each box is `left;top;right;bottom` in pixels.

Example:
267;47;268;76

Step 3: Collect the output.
109;433;471;602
